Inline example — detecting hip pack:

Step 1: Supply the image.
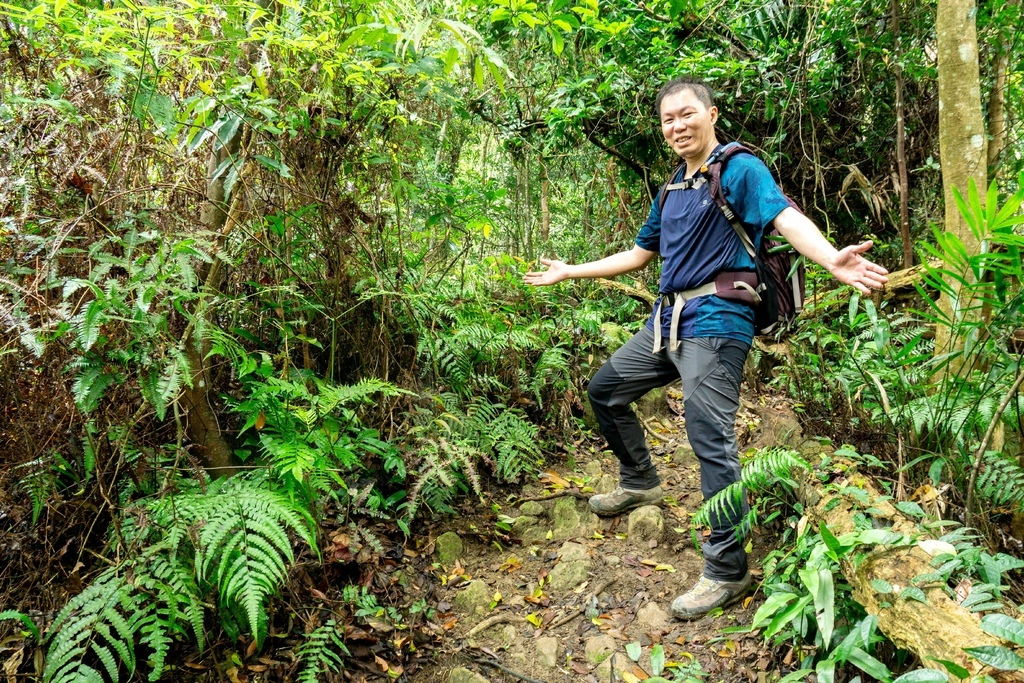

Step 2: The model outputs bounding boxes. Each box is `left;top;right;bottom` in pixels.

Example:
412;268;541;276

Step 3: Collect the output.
657;143;806;335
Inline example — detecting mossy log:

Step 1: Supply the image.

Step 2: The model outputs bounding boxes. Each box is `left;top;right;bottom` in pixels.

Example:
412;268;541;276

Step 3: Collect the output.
800;470;1024;681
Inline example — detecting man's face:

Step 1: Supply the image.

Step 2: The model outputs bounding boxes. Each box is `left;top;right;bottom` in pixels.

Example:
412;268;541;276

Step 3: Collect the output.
660;88;719;161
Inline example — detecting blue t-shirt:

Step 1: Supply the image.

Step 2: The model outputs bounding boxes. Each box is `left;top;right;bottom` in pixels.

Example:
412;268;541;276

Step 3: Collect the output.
635;147;791;345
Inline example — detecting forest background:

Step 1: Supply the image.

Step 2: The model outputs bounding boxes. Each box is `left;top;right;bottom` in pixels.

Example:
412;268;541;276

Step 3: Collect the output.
1;0;1024;681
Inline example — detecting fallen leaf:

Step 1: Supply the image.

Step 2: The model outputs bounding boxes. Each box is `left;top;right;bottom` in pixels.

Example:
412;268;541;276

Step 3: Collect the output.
637;568;653;578
631;665;650;680
374;655;389;672
540;471;571;489
718;639;737;658
653;564;676;572
742;596;753;609
525;613;543;628
571;661;590;675
4;648;24;682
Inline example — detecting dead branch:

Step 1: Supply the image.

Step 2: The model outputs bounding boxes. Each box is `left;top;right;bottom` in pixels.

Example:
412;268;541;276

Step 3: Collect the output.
547;576;618;629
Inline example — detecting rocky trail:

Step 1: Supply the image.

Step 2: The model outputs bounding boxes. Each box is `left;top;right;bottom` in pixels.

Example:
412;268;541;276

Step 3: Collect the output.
388;390;806;683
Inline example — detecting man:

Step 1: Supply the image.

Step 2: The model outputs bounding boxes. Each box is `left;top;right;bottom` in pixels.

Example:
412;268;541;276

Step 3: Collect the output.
524;77;888;619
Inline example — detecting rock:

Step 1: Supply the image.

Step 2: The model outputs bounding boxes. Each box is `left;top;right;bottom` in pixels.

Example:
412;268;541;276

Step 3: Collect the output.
672;444;698;466
584;634;618;665
601;322;632;354
519;501;546;517
628;505;665;544
501;625;518;648
594;653;633;680
558;541;589;563
520;527;548;545
595;474;617;494
511;515;540;536
449;667;490;683
605;555;621;567
547;559;591;593
551;497;582;540
454;580;492;615
635;601;671;630
582;460;604;479
435;531;464;565
636;386;669;418
521;484;543;499
536;636;561;668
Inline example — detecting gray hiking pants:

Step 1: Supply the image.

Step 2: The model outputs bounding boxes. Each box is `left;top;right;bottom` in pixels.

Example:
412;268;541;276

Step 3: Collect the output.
587;326;750;581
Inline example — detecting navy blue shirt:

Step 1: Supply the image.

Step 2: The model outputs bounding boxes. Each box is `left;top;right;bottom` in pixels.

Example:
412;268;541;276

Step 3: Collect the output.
636;148;791;345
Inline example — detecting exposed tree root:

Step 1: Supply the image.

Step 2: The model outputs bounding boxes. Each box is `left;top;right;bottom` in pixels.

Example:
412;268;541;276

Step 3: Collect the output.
516;490;590;503
466;612;523;637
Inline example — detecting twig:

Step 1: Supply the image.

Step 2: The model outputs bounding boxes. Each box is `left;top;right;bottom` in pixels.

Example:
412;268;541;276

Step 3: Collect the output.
467;612;523;637
547;577;618;629
472;655;549;683
965;358;1024;528
517;490;589;503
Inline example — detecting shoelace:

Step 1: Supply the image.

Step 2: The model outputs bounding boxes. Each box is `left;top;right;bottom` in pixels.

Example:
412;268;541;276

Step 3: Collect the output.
687;576;720;597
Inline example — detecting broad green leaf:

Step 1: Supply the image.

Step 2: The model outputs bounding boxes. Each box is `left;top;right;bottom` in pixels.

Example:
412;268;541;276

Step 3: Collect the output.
626;641;641;662
847;646;892;680
980;614;1024;647
892;668;948;682
963;645;1024;670
751;592;796;629
650;644;665;676
927;658;970;679
799;568;834;648
870;578;893;594
900;587;928;603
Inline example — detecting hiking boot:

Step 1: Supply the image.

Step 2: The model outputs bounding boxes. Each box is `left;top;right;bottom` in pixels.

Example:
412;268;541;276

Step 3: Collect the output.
670;572;752;620
588;486;663;516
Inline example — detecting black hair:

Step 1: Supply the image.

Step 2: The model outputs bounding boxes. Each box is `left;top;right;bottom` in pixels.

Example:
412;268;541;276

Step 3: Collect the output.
655;77;715;115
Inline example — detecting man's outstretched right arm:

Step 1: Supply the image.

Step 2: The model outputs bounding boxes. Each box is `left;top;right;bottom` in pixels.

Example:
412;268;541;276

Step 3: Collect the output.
523;245;658;286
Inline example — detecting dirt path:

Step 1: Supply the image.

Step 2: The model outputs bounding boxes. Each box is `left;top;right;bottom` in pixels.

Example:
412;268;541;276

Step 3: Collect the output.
398;393;800;683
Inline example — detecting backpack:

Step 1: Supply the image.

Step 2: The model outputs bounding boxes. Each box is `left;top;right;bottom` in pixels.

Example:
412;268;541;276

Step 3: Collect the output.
657;143;806;335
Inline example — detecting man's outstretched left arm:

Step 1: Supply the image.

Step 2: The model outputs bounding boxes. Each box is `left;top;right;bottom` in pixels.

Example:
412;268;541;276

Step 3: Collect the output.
772;207;889;294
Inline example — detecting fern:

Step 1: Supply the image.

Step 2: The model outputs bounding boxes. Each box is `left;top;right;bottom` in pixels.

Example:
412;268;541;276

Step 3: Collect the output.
295;620;348;683
975;451;1024;509
691;448;809;542
45;477;316;682
192;483;315;645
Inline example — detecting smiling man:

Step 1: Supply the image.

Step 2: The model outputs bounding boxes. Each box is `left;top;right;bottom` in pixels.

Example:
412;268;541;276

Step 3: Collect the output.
524;76;889;619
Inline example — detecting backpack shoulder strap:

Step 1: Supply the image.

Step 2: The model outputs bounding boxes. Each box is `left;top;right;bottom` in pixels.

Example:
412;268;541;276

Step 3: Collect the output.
657;163;685;215
705;143;758;258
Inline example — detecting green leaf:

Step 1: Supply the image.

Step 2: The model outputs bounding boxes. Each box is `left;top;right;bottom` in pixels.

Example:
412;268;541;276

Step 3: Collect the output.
892;669;948;682
254;154;293;179
751;592;796;629
895;501;926;518
964;645;1024;670
799;567;834;648
820;521;844;556
0;610;39;642
847;646;892;680
650;643;665;676
900;587;928;604
870;578;894;594
980;614;1024;647
626;641;641;662
927;658;970;679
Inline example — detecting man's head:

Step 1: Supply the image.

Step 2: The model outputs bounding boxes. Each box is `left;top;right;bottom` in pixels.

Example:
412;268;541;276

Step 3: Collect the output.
656;77;719;163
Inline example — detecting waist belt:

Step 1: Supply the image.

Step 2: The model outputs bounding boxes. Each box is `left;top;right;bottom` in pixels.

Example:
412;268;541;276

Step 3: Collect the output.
651;274;762;354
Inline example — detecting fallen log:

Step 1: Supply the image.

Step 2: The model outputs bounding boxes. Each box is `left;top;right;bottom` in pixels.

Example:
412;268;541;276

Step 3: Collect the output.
799;465;1024;681
596;277;656;305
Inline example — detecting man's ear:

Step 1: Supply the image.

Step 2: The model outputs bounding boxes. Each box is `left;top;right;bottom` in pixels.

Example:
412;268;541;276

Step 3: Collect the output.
709;106;719;124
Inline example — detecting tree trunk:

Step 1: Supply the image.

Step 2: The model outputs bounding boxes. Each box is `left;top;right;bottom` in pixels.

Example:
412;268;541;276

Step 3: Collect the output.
934;0;987;359
892;0;913;269
179;0;272;475
539;155;550;243
986;0;1016;170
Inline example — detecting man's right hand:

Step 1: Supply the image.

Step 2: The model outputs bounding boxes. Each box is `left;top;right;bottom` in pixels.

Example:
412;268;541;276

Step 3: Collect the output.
524;258;571;286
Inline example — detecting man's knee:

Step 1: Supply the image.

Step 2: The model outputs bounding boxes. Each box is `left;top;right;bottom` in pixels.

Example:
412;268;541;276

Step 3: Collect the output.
587;363;618;408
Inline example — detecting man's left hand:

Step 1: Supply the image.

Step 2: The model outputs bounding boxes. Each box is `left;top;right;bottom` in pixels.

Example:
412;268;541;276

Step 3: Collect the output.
828;241;889;295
